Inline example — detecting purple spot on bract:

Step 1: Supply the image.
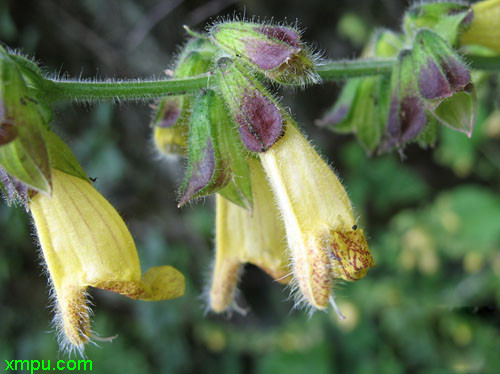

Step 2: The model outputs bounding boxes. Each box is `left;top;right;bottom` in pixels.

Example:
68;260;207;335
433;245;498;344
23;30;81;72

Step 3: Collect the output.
419;59;452;99
441;57;470;92
461;10;474;28
447;5;469;16
158;102;181;128
256;26;300;47
384;95;426;148
317;105;349;127
236;90;283;152
244;39;298;70
387;96;401;139
399;96;426;142
0;121;18;146
178;141;215;206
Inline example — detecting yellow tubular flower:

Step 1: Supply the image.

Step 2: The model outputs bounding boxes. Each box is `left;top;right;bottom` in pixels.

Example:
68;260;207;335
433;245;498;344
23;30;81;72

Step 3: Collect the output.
30;169;185;353
209;158;291;313
259;122;375;312
461;0;500;52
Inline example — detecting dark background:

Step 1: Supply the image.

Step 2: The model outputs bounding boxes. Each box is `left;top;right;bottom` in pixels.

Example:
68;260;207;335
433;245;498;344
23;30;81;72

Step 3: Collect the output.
1;0;500;373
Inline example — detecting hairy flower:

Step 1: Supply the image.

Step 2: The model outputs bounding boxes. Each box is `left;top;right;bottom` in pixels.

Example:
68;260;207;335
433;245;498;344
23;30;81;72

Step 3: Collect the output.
30;169;185;354
209;21;320;86
209;158;290;313
259;122;375;312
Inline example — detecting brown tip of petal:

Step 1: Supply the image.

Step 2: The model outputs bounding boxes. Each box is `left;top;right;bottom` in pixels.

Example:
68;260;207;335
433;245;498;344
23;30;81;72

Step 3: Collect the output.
292;237;333;310
209;260;241;313
330;230;375;281
57;286;91;351
95;266;185;301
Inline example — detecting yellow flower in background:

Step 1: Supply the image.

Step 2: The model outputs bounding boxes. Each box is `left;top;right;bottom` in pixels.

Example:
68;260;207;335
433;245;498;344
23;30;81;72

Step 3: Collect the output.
461;0;500;53
154;125;188;157
209;158;291;313
30;169;185;354
260;122;375;313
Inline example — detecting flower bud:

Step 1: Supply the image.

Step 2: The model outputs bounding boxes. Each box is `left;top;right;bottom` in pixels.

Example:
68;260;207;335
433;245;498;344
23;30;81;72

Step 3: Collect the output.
209;158;290;313
413;30;476;136
414;30;471;101
209;21;319;86
152;96;188;156
31;167;184;353
461;0;500;53
259;121;375;311
215;57;284;152
152;38;216;157
404;2;472;44
0;51;51;195
372;29;404;58
383;49;427;150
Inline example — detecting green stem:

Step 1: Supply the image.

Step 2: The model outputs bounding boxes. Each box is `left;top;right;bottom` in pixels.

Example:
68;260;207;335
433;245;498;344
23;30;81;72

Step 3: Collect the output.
40;55;500;103
43;74;211;103
466;55;500;71
317;59;395;80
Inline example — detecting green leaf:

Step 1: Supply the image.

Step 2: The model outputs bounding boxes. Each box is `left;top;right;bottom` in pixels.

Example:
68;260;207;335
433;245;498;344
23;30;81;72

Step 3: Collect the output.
44;130;87;181
0;56;51;194
210;91;252;210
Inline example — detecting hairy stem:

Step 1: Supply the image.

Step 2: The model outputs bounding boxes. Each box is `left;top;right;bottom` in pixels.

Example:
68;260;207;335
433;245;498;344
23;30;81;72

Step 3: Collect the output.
42;74;211;103
317;59;395;80
39;55;500;103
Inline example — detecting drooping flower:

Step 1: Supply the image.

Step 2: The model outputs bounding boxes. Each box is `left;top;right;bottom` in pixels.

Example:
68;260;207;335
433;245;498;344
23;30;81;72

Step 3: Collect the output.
27;133;185;354
209;158;290;313
259;120;375;312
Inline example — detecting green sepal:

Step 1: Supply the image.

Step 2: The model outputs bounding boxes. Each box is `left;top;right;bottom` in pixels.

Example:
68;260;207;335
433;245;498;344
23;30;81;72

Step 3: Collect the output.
404;2;472;44
175;39;217;78
376;73;392;138
178;90;230;206
352;77;380;153
416;117;439;148
373;29;405;58
317;78;361;133
44;130;88;182
210;91;252;210
431;85;477;137
0;56;51;194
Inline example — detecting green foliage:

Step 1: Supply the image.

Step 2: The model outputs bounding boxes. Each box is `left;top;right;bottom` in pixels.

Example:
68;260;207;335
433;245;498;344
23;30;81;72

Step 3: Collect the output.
0;1;499;373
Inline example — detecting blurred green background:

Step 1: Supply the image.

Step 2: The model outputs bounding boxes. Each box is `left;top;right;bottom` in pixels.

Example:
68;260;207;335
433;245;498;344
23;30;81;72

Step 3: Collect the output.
1;0;500;373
